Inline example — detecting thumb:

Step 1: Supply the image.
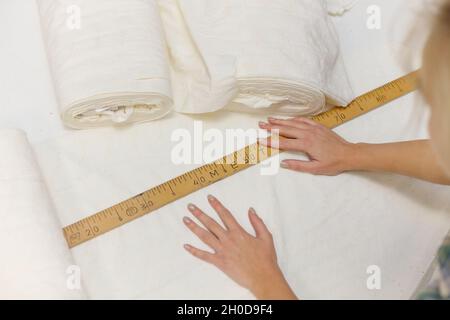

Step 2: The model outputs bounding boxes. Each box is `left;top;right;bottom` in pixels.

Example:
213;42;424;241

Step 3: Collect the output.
248;208;272;240
281;159;320;174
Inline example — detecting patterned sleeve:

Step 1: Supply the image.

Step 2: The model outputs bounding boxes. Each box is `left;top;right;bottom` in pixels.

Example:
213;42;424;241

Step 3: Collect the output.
417;235;450;300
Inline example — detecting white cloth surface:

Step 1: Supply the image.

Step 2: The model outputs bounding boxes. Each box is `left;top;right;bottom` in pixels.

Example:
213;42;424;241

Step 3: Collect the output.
159;0;353;115
33;110;450;300
0;129;85;299
1;0;450;300
37;0;173;129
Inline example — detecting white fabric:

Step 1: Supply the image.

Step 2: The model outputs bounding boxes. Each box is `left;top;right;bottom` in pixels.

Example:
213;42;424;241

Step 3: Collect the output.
37;0;173;129
32;110;450;300
159;0;354;116
37;0;353;127
1;0;450;300
0;129;85;299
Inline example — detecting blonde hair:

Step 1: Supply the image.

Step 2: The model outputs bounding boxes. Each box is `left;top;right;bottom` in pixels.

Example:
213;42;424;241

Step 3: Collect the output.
420;0;450;174
421;0;450;104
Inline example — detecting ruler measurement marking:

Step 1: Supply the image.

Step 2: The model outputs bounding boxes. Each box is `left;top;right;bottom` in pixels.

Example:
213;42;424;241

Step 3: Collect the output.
85;219;95;239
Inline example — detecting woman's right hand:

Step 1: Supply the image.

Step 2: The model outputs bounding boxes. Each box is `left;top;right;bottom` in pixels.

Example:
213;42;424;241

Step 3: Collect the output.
259;117;357;176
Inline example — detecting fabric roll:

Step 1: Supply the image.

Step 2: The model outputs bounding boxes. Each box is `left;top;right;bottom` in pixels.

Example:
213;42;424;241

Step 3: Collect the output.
159;0;354;116
0;129;84;299
37;0;172;129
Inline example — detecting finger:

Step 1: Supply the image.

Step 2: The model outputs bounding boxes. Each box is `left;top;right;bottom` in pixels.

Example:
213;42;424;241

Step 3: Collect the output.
292;117;321;127
183;217;221;250
259;136;305;152
266;118;310;131
188;204;226;238
184;244;217;265
207;195;240;231
258;123;302;139
248;208;272;240
281;159;321;174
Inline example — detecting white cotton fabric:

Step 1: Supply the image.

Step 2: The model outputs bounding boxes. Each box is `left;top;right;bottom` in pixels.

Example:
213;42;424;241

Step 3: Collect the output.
37;0;172;129
158;0;353;116
33;111;450;300
0;129;85;300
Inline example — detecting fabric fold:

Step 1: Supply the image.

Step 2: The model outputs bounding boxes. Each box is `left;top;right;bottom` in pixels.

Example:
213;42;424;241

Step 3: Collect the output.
0;129;85;299
37;0;173;129
160;0;354;116
157;0;238;114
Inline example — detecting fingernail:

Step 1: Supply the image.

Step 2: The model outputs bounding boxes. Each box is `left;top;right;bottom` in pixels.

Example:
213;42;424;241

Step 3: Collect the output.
184;244;192;251
259;121;268;127
188;204;196;212
259;138;268;146
249;207;257;215
207;195;216;202
280;160;289;169
183;217;192;224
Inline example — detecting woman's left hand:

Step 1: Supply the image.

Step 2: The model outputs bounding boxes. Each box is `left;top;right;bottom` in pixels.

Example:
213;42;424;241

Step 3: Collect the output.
183;195;297;300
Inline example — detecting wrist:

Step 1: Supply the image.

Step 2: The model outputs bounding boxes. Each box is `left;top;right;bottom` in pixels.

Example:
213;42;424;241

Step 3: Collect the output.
249;266;297;300
341;142;370;172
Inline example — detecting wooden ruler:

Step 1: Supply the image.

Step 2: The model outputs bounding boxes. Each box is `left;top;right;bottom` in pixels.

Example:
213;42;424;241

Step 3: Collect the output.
63;71;419;248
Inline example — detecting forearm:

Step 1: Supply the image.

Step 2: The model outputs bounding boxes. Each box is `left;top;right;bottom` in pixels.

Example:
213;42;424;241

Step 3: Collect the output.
345;140;450;185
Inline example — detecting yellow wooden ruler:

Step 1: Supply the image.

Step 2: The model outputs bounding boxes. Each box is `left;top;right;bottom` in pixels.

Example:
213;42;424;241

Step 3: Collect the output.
63;71;419;248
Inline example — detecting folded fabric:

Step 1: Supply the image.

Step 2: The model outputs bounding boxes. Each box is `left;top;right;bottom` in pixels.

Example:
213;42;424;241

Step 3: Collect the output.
37;0;172;129
0;129;85;299
159;0;354;116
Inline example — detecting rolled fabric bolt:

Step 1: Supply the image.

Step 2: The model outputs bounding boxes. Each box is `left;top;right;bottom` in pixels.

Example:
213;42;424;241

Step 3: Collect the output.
159;0;353;116
326;0;359;16
0;129;86;299
37;0;173;129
